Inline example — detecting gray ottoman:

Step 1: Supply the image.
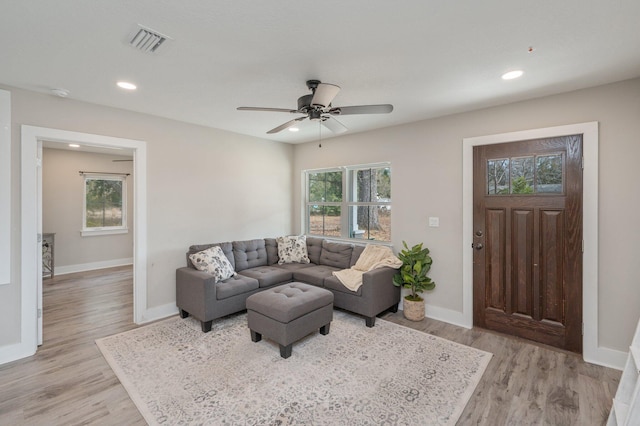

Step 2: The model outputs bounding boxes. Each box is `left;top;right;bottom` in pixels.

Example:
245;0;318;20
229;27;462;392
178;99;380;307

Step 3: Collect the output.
246;282;334;358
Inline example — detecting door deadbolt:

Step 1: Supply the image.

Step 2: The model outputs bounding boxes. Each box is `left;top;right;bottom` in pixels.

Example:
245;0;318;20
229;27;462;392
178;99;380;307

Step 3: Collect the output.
475;230;483;237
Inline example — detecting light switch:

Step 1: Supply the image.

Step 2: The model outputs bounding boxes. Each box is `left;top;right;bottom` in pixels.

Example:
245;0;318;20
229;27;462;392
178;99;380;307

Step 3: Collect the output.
429;217;439;227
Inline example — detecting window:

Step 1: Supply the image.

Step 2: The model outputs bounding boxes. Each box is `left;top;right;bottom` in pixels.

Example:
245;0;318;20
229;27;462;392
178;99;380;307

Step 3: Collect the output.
82;174;127;236
305;163;391;242
487;153;563;195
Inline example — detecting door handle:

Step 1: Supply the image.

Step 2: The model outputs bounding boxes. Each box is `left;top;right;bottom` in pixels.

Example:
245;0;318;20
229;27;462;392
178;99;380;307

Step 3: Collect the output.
472;243;483;250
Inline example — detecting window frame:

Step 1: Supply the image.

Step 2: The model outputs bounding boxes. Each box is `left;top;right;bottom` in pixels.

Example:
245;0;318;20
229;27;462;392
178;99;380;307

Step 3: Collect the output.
81;174;128;237
304;162;391;242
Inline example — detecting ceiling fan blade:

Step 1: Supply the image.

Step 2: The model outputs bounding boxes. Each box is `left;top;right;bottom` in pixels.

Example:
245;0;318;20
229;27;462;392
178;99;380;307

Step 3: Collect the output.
266;117;306;134
329;104;394;115
237;107;298;113
322;117;348;134
311;83;341;108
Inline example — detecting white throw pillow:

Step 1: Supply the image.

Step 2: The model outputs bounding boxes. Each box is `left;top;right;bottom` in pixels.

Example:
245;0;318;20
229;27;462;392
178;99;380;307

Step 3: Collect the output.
189;246;236;283
276;235;310;264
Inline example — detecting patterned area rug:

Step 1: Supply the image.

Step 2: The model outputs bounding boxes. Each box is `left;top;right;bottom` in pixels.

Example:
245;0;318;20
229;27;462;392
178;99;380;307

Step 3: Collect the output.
96;311;492;425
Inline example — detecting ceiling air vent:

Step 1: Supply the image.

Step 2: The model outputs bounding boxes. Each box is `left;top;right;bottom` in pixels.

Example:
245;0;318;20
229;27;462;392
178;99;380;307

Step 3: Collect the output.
128;25;170;53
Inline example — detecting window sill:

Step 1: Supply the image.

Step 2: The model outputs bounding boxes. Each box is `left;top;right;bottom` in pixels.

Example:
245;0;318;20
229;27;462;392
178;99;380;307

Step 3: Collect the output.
81;228;129;237
306;235;393;247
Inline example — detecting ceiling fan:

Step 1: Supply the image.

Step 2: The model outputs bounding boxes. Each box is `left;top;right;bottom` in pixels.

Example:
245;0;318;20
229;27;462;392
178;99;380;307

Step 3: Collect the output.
237;80;393;134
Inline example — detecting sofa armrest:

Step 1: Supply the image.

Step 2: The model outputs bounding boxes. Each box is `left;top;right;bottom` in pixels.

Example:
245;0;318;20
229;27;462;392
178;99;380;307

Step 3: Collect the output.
176;267;217;321
360;266;400;315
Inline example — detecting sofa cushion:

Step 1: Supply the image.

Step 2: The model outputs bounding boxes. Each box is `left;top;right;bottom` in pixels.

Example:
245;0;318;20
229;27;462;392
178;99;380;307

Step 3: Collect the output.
233;239;268;272
306;237;324;264
293;265;340;287
265;238;279;265
238;266;293;288
350;245;366;267
216;275;260;300
319;240;353;269
187;242;234;270
324;275;363;296
189;246;237;283
276;235;310;264
273;263;316;272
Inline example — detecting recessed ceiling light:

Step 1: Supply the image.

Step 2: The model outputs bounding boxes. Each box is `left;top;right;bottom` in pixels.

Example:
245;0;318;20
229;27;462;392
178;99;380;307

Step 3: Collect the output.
117;81;137;90
502;70;524;80
68;144;80;148
289;127;299;132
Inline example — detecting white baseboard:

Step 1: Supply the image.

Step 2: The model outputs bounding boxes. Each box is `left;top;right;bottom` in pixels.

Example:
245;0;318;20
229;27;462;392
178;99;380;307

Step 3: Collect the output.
398;299;469;329
585;346;627;371
138;302;179;325
54;258;133;276
424;303;470;329
0;341;36;366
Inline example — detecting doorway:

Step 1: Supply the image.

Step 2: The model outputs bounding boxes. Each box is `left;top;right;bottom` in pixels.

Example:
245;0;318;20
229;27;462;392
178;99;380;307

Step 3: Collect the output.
462;122;604;365
472;135;583;352
20;126;147;357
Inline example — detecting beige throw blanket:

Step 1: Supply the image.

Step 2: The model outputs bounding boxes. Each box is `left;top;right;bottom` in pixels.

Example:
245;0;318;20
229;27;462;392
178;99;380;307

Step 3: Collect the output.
332;245;402;292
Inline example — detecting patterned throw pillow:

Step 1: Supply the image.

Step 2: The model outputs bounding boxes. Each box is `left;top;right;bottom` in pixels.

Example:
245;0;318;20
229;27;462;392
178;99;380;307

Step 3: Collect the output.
189;246;237;283
276;235;310;264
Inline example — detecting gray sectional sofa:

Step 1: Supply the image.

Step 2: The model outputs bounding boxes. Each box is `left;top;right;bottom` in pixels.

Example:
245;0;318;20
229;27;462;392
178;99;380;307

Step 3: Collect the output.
176;237;400;332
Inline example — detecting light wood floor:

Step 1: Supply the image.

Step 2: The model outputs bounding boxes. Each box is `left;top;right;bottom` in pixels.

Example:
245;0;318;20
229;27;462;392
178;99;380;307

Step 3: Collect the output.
0;266;620;425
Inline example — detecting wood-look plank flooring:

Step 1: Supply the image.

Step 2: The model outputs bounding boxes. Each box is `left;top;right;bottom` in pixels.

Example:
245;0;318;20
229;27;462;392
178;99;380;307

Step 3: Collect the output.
381;312;620;425
0;266;620;425
0;266;145;425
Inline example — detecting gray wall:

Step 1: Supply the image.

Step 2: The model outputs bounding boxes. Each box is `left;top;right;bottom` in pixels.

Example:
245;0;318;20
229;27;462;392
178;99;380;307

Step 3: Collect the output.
42;148;134;270
2;78;639;356
292;77;640;353
0;85;293;346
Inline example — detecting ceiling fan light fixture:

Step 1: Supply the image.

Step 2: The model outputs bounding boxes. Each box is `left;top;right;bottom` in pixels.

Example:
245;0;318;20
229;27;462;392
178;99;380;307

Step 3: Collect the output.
309;109;323;121
237;80;394;134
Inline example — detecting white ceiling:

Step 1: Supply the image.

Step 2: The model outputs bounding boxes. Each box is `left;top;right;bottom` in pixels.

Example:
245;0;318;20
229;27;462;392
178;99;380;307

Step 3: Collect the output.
2;1;639;144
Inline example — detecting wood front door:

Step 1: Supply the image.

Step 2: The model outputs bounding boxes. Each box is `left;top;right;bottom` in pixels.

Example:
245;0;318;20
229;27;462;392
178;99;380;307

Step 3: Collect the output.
473;135;583;353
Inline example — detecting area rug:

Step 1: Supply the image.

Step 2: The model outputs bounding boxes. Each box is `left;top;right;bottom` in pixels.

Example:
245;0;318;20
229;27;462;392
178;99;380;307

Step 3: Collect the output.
96;311;492;425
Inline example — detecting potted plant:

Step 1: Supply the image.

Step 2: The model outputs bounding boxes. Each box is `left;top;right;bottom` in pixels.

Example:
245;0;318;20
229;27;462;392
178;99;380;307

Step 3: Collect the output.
392;241;435;321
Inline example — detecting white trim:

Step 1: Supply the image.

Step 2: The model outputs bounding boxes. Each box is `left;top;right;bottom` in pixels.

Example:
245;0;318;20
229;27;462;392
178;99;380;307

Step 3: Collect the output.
0;342;36;365
585;347;627;371
138;302;179;324
398;293;468;329
304;162;392;241
53;257;134;276
462;122;608;366
0;89;10;285
12;125;148;365
81;173;128;235
423;304;469;329
81;228;128;237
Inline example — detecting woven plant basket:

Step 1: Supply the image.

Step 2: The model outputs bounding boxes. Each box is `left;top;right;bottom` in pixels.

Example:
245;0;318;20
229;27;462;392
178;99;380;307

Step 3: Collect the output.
403;297;425;321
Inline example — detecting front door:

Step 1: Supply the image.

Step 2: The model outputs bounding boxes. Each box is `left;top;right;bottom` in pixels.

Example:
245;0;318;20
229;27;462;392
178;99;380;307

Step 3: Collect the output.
473;135;583;353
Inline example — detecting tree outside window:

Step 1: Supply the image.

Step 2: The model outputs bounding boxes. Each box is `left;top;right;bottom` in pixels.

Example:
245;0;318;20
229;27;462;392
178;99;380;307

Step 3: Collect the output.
83;175;127;233
305;163;391;242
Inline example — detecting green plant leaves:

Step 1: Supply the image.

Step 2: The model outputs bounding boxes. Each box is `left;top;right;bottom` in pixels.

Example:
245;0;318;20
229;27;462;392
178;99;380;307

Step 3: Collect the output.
392;241;436;298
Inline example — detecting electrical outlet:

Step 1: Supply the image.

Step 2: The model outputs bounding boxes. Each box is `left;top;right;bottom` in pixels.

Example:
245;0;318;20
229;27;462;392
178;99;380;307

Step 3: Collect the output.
428;217;439;227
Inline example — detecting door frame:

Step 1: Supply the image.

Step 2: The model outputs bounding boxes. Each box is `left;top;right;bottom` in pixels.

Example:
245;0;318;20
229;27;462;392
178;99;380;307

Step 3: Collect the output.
19;126;147;358
462;122;617;367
